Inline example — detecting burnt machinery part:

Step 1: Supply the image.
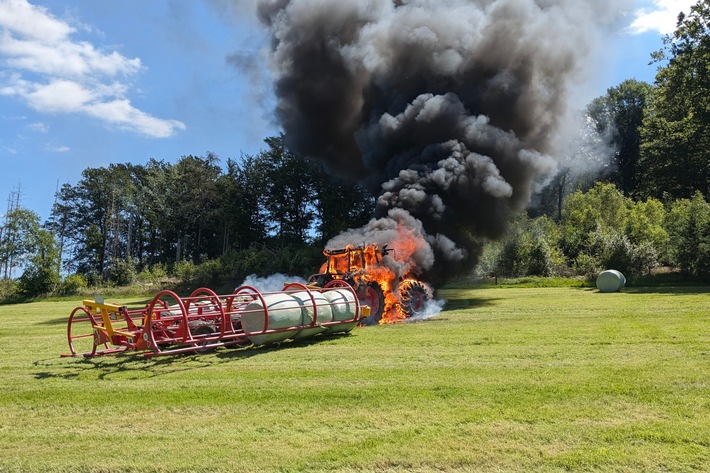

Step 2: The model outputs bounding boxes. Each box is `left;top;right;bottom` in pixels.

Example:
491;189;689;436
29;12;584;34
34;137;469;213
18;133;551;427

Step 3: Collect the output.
398;280;431;318
310;274;332;287
358;282;385;326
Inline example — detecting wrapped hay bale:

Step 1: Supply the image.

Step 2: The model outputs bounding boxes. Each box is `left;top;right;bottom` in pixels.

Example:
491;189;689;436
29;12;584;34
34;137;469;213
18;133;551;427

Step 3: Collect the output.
596;269;626;293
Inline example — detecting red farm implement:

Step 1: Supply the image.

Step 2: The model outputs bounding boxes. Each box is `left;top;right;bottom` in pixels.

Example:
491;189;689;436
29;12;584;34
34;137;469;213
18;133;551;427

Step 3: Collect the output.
61;281;369;358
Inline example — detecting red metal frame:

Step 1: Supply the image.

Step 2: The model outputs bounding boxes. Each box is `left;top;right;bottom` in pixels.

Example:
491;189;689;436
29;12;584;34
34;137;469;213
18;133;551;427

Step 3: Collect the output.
61;282;365;358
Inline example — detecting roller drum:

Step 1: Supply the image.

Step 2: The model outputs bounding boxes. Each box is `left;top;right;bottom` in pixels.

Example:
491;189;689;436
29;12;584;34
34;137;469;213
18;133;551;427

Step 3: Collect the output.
241;294;303;345
324;288;358;334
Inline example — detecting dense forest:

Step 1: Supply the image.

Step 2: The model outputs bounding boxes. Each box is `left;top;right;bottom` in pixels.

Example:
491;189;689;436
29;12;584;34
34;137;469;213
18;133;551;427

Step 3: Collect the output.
1;2;709;301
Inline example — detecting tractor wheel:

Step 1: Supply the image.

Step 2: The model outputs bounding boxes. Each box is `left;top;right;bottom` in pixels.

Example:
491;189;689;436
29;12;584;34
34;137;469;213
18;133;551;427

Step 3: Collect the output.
398;280;431;318
359;282;385;326
315;275;332;287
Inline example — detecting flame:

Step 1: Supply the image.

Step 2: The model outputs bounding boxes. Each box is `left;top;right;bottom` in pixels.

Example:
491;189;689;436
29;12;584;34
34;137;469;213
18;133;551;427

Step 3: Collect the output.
378;225;430;323
322;224;430;324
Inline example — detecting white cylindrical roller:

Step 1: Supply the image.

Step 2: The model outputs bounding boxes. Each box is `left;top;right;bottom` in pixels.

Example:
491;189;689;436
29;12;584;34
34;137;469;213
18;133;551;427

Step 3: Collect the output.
324;288;358;334
241;293;303;345
290;290;332;339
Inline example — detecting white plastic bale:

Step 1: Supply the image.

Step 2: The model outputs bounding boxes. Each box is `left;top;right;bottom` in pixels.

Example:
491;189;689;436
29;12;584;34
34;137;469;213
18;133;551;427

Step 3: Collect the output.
596;270;625;293
290;290;332;339
609;269;626;288
241;293;303;345
324;288;358;334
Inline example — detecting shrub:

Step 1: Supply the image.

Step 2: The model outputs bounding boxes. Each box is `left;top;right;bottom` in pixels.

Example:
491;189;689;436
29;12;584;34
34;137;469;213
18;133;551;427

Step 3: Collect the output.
107;258;136;286
492;214;560;278
193;259;224;287
560;183;629;260
0;278;19;303
137;263;169;284
496;238;526;277
630;241;659;276
173;260;197;282
665;193;710;277
60;274;88;296
573;252;601;281
474;241;503;278
587;228;656;281
18;265;60;297
527;240;553;277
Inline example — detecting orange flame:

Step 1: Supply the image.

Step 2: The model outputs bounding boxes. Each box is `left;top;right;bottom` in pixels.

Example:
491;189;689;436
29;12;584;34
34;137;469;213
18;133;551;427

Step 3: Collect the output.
321;225;429;324
377;225;430;323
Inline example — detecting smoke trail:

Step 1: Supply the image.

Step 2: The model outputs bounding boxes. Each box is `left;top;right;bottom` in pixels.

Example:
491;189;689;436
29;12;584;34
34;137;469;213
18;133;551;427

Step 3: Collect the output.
239;273;308;292
250;0;630;283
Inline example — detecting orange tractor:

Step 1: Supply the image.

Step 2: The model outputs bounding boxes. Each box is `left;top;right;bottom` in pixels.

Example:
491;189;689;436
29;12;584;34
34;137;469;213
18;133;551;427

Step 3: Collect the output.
308;243;432;325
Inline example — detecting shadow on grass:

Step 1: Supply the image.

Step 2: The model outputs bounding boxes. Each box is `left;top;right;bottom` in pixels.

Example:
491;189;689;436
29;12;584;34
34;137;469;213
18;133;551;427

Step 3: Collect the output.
32;332;355;381
33;354;212;381
442;296;501;311
576;285;709;296
215;333;353;359
38;317;71;326
621;286;710;295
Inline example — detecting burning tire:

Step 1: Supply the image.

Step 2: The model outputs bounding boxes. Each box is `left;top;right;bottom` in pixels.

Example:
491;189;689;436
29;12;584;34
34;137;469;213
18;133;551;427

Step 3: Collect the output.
358;282;385;326
398;280;431;318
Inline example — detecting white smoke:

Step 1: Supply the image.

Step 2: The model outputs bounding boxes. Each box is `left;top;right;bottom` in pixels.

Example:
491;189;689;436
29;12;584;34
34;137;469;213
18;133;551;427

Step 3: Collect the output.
238;273;307;292
405;298;446;322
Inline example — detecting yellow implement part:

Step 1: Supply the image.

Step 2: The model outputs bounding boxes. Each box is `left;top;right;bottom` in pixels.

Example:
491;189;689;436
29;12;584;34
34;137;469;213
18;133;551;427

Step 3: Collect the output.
83;300;124;313
83;299;126;339
108;329;136;338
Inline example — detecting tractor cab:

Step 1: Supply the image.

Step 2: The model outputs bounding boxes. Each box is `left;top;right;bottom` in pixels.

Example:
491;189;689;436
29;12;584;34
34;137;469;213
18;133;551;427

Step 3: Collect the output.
308;243;429;325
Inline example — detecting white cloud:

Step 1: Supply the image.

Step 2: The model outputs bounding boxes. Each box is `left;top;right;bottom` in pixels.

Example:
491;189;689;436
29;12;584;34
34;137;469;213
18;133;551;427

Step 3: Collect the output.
86;99;186;138
27;121;47;132
630;0;696;35
1;31;142;78
0;0;71;43
45;143;70;153
0;0;184;137
20;78;94;112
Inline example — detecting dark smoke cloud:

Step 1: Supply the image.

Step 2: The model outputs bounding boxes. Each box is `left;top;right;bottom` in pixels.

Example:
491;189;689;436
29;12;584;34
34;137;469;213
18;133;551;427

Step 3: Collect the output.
249;0;631;283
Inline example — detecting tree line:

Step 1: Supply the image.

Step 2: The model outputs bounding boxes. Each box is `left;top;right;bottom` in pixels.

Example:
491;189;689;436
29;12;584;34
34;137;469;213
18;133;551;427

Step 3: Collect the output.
46;136;373;281
479;183;709;282
586;2;709;202
0;136;375;299
1;1;709;300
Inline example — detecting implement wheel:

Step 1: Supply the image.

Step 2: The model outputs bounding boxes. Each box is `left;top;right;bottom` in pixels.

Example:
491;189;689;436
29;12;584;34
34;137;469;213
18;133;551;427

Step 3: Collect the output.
189;322;216;353
67;306;104;357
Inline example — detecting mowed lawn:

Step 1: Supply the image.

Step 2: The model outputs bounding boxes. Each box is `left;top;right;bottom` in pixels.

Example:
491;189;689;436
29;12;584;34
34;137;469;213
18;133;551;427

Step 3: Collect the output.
0;285;709;472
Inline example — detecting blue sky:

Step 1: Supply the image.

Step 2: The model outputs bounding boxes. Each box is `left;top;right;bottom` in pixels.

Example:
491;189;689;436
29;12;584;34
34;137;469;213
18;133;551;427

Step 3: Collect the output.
0;0;698;222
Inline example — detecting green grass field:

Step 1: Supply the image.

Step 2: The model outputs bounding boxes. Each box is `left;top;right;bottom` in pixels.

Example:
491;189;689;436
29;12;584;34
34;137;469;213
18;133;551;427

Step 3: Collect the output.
1;285;709;472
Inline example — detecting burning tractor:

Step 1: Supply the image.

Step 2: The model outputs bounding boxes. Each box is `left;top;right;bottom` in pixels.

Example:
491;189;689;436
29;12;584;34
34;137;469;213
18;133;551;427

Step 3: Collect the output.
308;243;432;325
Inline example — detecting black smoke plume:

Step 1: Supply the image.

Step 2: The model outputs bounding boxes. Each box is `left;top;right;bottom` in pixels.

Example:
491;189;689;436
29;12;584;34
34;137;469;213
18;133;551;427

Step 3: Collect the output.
251;0;629;284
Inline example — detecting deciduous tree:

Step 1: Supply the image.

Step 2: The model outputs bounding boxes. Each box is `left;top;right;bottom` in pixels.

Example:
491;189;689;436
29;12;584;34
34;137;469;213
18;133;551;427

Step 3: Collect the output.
588;80;653;197
640;0;710;199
